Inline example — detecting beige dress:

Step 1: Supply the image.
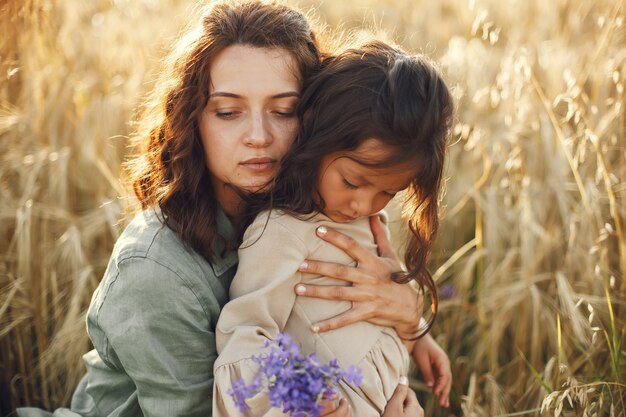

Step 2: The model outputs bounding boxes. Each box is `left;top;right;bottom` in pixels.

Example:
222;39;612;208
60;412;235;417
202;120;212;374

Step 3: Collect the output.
213;210;409;416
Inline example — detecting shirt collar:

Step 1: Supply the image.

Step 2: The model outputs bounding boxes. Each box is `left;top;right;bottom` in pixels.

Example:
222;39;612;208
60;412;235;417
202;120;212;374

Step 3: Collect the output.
157;204;238;276
211;205;238;275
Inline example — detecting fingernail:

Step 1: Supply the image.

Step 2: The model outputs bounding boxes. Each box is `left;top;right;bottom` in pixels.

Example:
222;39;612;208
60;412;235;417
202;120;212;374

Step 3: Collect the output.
317;226;327;236
399;375;408;385
427;380;434;387
299;261;308;271
295;284;306;294
311;324;320;333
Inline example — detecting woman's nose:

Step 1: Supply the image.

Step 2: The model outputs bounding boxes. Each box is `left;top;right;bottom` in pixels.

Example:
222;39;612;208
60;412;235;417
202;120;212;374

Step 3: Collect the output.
244;112;272;147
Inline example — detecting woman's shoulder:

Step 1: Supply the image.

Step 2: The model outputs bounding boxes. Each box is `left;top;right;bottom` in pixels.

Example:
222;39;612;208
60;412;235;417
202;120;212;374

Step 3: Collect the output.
108;208;233;283
111;208;182;261
92;208;232;329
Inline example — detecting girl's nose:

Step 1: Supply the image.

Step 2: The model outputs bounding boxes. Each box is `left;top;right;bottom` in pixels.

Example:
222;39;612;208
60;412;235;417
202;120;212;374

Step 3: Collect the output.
350;197;373;217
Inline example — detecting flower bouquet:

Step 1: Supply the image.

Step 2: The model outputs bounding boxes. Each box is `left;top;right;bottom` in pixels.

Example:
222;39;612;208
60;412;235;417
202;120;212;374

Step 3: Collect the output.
228;332;362;417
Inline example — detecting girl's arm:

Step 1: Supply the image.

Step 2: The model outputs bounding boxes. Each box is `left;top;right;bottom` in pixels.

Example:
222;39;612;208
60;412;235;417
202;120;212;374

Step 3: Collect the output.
212;216;308;416
295;215;422;338
410;335;452;408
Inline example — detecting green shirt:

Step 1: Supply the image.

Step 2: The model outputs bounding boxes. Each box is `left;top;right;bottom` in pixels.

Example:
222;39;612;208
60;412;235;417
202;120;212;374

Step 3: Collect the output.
69;207;237;417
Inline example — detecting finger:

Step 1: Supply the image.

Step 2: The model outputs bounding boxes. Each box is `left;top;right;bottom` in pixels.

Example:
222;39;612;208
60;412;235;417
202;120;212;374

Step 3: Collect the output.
295;282;373;302
299;259;368;285
324;399;351;417
402;388;422;415
310;306;371;333
434;370;452;408
369;215;396;259
415;353;435;389
387;380;410;410
319;395;339;414
315;226;375;264
432;358;451;397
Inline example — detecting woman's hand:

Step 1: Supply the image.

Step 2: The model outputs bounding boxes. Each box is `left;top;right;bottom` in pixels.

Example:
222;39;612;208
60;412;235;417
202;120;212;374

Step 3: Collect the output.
381;377;424;417
294;215;423;338
412;334;452;408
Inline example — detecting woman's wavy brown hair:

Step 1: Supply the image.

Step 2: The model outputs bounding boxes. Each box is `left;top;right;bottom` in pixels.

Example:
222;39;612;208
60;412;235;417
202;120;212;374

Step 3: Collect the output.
125;0;320;261
244;40;454;334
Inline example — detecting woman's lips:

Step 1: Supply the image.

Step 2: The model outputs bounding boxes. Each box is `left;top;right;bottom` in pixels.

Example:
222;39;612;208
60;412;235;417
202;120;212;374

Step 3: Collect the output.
240;157;277;171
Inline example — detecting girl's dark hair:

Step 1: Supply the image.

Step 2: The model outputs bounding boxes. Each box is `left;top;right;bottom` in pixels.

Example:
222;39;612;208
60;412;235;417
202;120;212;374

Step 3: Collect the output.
124;0;320;261
244;40;454;334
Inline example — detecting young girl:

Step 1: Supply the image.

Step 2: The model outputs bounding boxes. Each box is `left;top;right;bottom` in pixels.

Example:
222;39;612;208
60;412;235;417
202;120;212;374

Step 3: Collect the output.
213;40;454;416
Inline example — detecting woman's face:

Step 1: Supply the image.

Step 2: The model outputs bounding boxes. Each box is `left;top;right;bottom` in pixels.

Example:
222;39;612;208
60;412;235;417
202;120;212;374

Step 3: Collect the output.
199;44;300;214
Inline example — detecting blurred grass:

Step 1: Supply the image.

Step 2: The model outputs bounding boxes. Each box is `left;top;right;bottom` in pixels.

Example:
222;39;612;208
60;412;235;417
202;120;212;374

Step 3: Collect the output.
1;0;624;415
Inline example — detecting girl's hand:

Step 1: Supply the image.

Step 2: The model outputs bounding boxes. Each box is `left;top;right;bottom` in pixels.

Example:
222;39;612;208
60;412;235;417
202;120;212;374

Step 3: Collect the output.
412;334;451;408
320;396;351;417
381;378;424;417
295;216;423;338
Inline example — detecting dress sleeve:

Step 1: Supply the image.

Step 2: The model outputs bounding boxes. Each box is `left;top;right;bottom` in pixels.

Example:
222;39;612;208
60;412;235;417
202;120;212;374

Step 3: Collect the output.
93;256;218;417
212;215;307;417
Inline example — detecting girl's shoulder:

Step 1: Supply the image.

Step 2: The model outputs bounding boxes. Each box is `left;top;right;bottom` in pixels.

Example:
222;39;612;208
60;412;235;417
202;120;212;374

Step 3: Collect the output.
247;209;329;234
241;210;325;248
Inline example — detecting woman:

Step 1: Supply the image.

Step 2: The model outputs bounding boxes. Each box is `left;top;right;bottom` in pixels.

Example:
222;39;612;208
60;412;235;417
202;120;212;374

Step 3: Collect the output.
17;1;449;416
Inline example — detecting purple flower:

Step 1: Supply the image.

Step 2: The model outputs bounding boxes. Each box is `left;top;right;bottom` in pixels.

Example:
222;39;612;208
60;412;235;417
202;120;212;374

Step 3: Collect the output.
440;284;456;300
228;332;362;417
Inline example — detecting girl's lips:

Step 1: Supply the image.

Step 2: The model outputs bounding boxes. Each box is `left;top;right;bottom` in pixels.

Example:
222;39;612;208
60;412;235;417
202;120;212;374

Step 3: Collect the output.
334;212;357;222
240;157;277;171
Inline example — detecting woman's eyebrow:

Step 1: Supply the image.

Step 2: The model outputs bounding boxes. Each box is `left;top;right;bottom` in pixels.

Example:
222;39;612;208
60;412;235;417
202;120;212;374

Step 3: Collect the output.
271;91;300;99
208;91;300;99
208;91;241;99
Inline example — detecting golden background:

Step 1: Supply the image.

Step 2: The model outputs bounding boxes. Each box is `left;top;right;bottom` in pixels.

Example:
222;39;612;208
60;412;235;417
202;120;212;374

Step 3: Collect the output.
1;0;624;415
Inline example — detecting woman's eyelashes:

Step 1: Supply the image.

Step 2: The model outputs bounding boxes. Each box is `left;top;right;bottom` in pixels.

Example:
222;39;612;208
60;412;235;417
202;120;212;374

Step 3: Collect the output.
213;108;296;119
215;110;240;119
272;109;296;117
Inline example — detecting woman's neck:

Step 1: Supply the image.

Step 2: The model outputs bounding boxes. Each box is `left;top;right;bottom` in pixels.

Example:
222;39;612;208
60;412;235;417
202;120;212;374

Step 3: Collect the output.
215;186;246;222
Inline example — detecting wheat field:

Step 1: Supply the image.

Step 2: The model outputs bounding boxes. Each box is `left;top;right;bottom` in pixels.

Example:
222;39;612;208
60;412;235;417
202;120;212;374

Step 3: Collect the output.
0;0;624;416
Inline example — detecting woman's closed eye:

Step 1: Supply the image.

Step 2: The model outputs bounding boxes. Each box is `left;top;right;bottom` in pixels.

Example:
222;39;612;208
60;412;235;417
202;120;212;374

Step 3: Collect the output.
215;110;241;119
272;109;296;117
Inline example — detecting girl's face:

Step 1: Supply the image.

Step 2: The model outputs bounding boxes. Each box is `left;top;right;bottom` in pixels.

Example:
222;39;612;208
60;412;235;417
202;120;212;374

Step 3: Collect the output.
317;139;416;223
199;44;300;214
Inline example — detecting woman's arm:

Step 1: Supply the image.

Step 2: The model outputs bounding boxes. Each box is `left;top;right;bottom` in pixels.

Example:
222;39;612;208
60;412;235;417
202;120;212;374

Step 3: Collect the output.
295;215;423;339
93;257;218;416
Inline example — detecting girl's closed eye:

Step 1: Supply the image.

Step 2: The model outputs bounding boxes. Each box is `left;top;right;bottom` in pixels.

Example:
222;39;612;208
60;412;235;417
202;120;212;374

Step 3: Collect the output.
342;178;358;189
